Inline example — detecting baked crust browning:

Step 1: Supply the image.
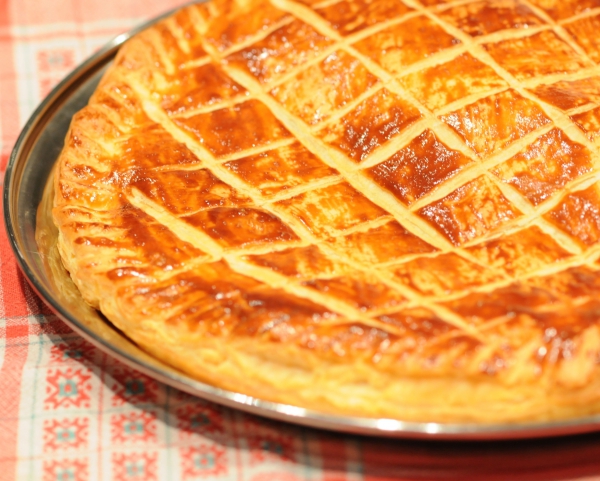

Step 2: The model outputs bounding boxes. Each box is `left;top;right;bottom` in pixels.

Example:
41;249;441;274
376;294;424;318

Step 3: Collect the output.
53;0;600;423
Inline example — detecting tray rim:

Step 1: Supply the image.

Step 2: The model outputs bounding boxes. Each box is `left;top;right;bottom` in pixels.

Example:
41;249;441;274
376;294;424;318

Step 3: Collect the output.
5;3;600;441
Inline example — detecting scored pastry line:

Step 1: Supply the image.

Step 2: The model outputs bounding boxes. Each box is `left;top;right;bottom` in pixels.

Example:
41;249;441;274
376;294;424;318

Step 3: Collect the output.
131;164;484;337
286;0;600;276
255;175;345;203
138;1;600;272
560;7;600;26
423;6;600;155
143;30;177;76
395;0;600;243
310;0;341;9
327;215;394;238
71;0;600;352
388;248;600;307
469;25;553;45
133;138;297;166
143;1;535;283
302;83;387;130
406;124;556;212
482;172;586;253
217;66;460;252
168;94;253;119
128;188;416;332
176;0;600;136
179;4;589;99
180;3;206;36
331;118;434;173
532;218;585;255
217;241;313;257
164;16;192;55
184;3;296;58
137;90;414;259
215;29;533;312
357;44;471;83
518;0;596;63
512;66;600;90
215;138;295;162
224;259;412;334
180;56;213;70
256;4;496;187
267;178;346;205
268;0;597;267
533;170;600;215
568;104;600;117
119;81;490;338
434;87;509;117
122;75;486;335
427;0;476;9
476;316;521;334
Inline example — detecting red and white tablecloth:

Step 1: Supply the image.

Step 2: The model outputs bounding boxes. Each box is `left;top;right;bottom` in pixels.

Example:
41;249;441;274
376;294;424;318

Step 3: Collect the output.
3;1;600;480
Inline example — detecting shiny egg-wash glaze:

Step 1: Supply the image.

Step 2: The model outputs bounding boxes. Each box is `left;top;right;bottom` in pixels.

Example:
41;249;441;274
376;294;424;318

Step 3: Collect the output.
53;0;600;422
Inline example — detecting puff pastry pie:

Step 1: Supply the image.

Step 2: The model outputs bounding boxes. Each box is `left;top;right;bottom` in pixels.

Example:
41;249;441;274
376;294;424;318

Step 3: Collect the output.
53;0;600;423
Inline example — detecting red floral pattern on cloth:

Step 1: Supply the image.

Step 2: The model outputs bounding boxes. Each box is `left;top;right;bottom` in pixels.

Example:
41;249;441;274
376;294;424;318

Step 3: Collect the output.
248;434;297;466
180;445;228;479
36;49;77;98
110;411;158;444
45;367;93;410
43;418;89;452
109;365;160;407
49;340;98;366
176;403;225;439
112;452;158;481
42;459;89;481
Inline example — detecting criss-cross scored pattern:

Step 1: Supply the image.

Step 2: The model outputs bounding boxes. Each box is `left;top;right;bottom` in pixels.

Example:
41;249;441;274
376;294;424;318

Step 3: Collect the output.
53;0;600;418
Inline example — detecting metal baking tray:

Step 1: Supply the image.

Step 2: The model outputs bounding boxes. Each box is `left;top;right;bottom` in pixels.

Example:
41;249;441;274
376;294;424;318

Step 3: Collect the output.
6;7;600;440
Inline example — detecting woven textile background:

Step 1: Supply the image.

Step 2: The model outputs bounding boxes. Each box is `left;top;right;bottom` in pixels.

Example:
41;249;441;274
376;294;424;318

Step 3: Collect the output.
4;1;600;480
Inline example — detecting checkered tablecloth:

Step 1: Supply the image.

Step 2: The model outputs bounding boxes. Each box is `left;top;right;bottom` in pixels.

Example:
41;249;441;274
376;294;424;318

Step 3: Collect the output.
4;1;600;480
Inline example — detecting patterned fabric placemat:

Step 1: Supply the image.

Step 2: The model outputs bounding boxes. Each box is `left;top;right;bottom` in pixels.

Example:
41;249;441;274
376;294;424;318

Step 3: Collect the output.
3;1;600;480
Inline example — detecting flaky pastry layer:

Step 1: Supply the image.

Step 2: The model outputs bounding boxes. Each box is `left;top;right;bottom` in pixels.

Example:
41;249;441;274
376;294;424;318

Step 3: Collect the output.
53;0;600;423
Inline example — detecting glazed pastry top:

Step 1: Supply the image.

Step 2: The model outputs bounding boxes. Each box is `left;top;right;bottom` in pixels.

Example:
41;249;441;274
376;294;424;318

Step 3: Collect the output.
52;0;600;420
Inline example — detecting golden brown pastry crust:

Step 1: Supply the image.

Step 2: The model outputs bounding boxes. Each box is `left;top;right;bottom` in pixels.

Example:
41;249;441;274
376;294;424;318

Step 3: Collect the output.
53;0;600;423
